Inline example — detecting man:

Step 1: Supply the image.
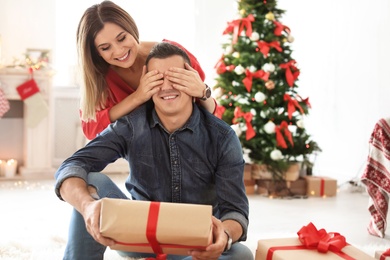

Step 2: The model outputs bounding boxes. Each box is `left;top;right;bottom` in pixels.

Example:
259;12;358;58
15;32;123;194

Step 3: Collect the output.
54;42;253;260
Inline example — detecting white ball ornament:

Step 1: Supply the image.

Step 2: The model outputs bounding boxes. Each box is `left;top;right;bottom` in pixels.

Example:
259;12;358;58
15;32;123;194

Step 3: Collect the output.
249;65;257;72
232;81;240;87
239;122;247;131
287;35;295;43
232;52;240;58
224;45;234;55
234;65;245;75
243;148;251;155
263;63;275;73
264;121;275;134
270;149;283;160
254;92;266;102
250;108;257;116
238;98;250;105
296;119;305;128
231;124;242;137
250;32;260;41
243;153;253;164
213;87;224;99
288;125;297;134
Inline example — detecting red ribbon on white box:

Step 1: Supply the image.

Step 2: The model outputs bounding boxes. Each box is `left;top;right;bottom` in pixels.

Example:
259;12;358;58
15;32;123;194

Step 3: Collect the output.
266;222;355;260
381;248;390;260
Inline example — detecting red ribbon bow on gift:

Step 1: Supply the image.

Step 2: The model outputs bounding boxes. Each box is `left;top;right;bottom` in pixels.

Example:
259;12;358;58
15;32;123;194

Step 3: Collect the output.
381;248;390;260
214;105;226;119
233;107;256;140
284;94;304;119
273;21;291;36
242;69;270;92
297;222;347;254
267;223;354;260
257;40;282;57
279;60;300;87
214;57;235;74
275;121;293;149
223;14;255;44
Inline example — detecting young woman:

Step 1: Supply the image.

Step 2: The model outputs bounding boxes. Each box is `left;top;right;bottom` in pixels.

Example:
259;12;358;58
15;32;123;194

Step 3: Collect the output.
77;0;216;140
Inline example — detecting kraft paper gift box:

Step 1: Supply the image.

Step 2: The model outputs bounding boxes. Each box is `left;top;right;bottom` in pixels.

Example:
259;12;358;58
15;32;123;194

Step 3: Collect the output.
256;178;307;197
255;222;375;260
289;178;307;196
244;163;253;181
305;176;337;197
375;250;390;260
244;179;256;195
100;198;213;256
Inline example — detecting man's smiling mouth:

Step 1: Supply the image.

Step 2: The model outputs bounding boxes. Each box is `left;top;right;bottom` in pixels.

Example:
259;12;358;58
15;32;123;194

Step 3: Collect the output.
162;95;177;100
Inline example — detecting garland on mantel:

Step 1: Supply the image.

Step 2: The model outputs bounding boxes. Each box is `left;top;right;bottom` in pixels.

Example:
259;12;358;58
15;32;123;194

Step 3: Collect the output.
4;50;51;71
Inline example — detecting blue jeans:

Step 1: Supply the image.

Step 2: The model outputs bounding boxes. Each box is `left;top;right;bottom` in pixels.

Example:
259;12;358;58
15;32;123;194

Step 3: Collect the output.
63;172;254;260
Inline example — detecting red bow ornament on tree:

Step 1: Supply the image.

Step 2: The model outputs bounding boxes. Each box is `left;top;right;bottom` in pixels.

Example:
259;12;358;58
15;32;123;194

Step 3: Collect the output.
296;94;312;108
275;121;294;149
257;40;282;58
242;69;270;92
215;57;235;74
223;14;255;44
233;107;256;140
284;94;304;119
280;60;300;87
273;21;291;36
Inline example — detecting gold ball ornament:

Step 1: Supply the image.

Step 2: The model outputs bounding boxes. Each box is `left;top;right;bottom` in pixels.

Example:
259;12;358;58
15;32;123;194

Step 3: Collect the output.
287;34;295;43
240;9;246;16
265;80;275;90
265;11;275;21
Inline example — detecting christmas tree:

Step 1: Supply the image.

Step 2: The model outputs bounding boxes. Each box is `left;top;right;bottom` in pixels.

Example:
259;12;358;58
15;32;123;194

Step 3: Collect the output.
213;0;321;178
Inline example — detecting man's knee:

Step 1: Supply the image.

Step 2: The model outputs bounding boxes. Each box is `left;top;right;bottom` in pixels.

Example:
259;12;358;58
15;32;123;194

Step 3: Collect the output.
88;185;99;199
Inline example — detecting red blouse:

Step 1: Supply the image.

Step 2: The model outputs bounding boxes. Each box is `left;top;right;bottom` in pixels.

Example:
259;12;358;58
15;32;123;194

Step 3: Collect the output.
81;39;206;140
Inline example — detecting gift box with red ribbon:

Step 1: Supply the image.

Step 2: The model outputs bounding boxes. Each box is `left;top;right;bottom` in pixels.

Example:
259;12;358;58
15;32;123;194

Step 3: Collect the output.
375;249;390;260
255;222;375;260
100;198;213;258
305;176;337;197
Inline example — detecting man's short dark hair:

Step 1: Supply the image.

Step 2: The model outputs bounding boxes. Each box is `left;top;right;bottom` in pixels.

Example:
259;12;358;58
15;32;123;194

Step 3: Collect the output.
145;42;191;67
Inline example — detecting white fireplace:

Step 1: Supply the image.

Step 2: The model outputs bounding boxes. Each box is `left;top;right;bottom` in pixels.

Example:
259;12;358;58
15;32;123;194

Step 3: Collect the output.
0;68;55;178
0;68;129;180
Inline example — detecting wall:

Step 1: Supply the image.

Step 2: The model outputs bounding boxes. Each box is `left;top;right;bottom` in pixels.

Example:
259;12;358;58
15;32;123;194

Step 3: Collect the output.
1;0;390;183
0;0;55;65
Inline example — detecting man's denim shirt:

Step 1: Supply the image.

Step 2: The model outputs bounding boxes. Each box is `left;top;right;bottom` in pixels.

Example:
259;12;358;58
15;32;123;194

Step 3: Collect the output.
55;102;249;241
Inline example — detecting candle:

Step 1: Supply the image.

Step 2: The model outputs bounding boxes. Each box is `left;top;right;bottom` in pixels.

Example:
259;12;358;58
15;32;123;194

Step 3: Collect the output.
0;160;5;177
5;159;18;177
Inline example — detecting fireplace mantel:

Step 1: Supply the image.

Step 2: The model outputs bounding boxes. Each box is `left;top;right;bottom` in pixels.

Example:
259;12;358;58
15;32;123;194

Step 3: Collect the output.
0;67;56;178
